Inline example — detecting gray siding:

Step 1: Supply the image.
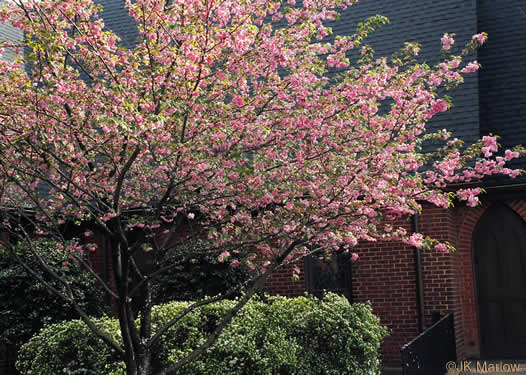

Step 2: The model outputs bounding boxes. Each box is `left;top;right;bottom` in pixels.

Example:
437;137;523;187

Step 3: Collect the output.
0;1;23;62
96;0;139;49
333;0;480;145
477;0;526;183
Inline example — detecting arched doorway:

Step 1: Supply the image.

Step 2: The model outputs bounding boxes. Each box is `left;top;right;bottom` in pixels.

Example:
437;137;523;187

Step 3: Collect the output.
473;204;526;358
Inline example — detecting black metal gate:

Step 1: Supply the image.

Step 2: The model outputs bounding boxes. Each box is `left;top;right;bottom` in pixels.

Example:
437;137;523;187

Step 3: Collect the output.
401;312;456;375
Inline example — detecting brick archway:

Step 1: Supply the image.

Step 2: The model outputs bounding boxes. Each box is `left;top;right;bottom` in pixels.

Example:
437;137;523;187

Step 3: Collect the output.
456;200;526;359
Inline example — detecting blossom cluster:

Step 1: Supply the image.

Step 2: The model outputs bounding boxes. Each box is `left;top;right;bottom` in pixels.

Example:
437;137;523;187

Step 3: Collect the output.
0;0;521;270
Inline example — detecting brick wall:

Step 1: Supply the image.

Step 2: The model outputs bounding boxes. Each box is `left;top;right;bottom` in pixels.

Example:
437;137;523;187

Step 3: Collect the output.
351;205;458;364
455;203;485;359
419;207;456;319
265;204;470;365
351;227;419;364
266;263;306;298
266;199;526;365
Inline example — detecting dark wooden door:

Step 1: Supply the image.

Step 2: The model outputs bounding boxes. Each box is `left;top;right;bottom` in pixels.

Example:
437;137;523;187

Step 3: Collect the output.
473;204;526;358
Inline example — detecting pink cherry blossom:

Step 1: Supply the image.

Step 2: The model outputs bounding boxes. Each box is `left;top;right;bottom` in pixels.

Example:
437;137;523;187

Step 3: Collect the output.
472;33;487;44
218;251;230;262
457;188;482;207
461;61;480;73
431;99;449;113
407;233;424;248
0;2;521;373
449;59;460;69
441;33;455;50
505;149;520;161
434;243;448;253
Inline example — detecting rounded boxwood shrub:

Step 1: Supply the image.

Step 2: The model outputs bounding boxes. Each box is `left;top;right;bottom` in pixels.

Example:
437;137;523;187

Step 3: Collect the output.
16;318;125;375
17;293;389;375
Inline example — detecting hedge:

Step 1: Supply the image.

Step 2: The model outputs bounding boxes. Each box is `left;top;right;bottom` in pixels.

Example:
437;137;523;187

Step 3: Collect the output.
17;293;389;375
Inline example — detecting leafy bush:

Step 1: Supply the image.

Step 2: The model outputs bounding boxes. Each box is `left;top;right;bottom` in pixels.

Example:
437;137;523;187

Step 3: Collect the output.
16;318;124;375
17;293;388;375
0;239;110;349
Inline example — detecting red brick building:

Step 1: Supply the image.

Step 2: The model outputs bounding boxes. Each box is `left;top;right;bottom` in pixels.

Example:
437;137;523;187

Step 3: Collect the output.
268;0;526;368
267;197;526;365
2;0;525;372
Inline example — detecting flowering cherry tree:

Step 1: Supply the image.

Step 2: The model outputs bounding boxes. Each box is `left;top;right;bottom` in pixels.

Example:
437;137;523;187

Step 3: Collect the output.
0;0;522;373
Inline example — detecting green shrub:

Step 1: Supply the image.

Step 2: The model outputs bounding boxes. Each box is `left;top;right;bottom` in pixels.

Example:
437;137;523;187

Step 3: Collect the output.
0;239;110;349
17;293;389;375
16;318;125;375
0;237;249;350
